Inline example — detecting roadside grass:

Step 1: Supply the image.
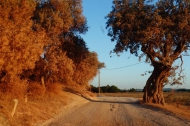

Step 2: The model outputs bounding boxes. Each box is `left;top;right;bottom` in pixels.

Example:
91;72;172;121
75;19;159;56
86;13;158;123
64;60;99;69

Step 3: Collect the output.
164;92;190;106
97;92;143;98
0;83;69;126
0;82;94;126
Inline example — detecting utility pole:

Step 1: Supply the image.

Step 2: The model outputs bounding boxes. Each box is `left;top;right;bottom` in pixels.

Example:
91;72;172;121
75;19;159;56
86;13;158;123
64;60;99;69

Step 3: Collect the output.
98;69;100;96
97;62;105;97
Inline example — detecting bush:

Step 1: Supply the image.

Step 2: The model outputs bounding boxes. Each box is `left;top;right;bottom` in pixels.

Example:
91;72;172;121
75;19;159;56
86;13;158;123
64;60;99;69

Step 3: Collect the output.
129;88;136;92
108;85;120;93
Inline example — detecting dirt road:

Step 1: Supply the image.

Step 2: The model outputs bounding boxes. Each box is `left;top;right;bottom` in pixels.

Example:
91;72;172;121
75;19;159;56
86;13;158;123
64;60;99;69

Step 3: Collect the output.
45;96;190;126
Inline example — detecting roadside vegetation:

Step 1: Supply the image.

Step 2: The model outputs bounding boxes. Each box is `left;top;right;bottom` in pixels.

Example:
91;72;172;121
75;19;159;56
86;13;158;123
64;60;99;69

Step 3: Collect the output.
0;0;100;125
164;91;190;106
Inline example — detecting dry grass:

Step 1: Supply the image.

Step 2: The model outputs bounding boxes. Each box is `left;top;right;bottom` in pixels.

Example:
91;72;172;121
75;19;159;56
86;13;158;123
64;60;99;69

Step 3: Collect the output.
0;82;94;126
0;83;70;126
97;92;143;98
164;92;190;106
0;79;28;101
63;84;96;98
163;91;190;120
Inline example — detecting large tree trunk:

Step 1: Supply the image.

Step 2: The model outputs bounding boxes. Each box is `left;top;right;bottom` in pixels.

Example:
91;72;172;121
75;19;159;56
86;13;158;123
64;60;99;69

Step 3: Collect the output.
143;65;170;105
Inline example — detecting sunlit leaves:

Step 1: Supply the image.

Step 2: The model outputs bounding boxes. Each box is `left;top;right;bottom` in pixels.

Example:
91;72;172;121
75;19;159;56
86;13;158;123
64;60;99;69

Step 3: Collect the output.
0;0;100;98
31;0;98;86
73;52;99;86
0;0;47;82
106;0;190;86
106;0;190;61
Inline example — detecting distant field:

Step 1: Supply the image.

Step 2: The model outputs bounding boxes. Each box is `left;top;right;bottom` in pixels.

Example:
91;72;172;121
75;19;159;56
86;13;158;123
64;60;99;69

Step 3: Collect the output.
97;92;143;98
96;92;190;106
164;92;190;106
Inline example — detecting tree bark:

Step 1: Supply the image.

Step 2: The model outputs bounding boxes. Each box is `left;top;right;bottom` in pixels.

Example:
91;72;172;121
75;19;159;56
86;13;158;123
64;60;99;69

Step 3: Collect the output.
143;65;170;105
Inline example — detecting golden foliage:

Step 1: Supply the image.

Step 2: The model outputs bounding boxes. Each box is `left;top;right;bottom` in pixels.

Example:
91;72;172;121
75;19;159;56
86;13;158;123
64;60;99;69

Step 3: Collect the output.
73;52;99;86
45;48;75;84
0;0;47;82
32;0;98;87
0;0;99;101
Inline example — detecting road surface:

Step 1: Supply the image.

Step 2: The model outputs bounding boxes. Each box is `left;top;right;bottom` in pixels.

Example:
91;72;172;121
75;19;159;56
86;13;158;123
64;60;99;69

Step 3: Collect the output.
46;97;190;126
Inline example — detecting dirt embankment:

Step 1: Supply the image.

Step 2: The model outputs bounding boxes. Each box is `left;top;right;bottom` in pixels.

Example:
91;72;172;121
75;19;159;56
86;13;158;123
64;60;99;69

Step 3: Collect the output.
0;85;94;126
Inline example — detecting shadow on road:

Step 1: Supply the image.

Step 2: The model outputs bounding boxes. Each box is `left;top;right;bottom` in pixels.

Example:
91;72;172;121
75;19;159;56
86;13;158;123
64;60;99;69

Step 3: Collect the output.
79;93;190;122
63;89;189;122
82;95;140;104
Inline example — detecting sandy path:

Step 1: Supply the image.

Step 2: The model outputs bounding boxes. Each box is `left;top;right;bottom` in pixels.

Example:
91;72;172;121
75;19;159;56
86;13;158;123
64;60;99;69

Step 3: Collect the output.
45;96;190;126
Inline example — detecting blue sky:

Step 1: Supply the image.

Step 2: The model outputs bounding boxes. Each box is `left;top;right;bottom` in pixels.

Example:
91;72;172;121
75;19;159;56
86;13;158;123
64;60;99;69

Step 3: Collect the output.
82;0;190;89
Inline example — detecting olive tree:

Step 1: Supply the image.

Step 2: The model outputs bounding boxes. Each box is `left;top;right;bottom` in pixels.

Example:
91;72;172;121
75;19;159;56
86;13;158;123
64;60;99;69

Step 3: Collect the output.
106;0;190;105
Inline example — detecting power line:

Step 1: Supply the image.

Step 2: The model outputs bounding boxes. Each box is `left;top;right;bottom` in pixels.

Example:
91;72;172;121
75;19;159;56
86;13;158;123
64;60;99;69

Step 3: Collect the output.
102;61;145;70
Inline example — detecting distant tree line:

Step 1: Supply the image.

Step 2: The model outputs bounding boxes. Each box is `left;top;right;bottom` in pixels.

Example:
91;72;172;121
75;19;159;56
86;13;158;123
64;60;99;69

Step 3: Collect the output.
90;85;190;93
90;85;140;93
176;89;190;92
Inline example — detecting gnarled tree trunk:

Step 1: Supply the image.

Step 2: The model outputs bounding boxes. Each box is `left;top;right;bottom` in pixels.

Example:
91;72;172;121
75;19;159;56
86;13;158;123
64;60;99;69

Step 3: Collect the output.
143;65;170;105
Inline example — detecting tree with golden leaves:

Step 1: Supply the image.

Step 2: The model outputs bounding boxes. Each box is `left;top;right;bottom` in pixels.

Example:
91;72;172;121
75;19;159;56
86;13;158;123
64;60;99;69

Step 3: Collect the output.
32;0;99;87
106;0;190;105
72;52;100;86
0;0;47;94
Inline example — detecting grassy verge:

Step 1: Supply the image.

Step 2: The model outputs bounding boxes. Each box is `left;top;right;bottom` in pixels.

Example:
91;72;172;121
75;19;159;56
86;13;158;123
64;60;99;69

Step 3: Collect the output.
0;83;94;126
164;92;190;106
96;92;143;98
0;84;68;126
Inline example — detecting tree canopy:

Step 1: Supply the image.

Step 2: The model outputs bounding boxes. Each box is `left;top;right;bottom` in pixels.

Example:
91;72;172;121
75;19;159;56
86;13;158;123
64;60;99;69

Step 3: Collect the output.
0;0;47;82
31;0;98;86
0;0;100;99
106;0;190;105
